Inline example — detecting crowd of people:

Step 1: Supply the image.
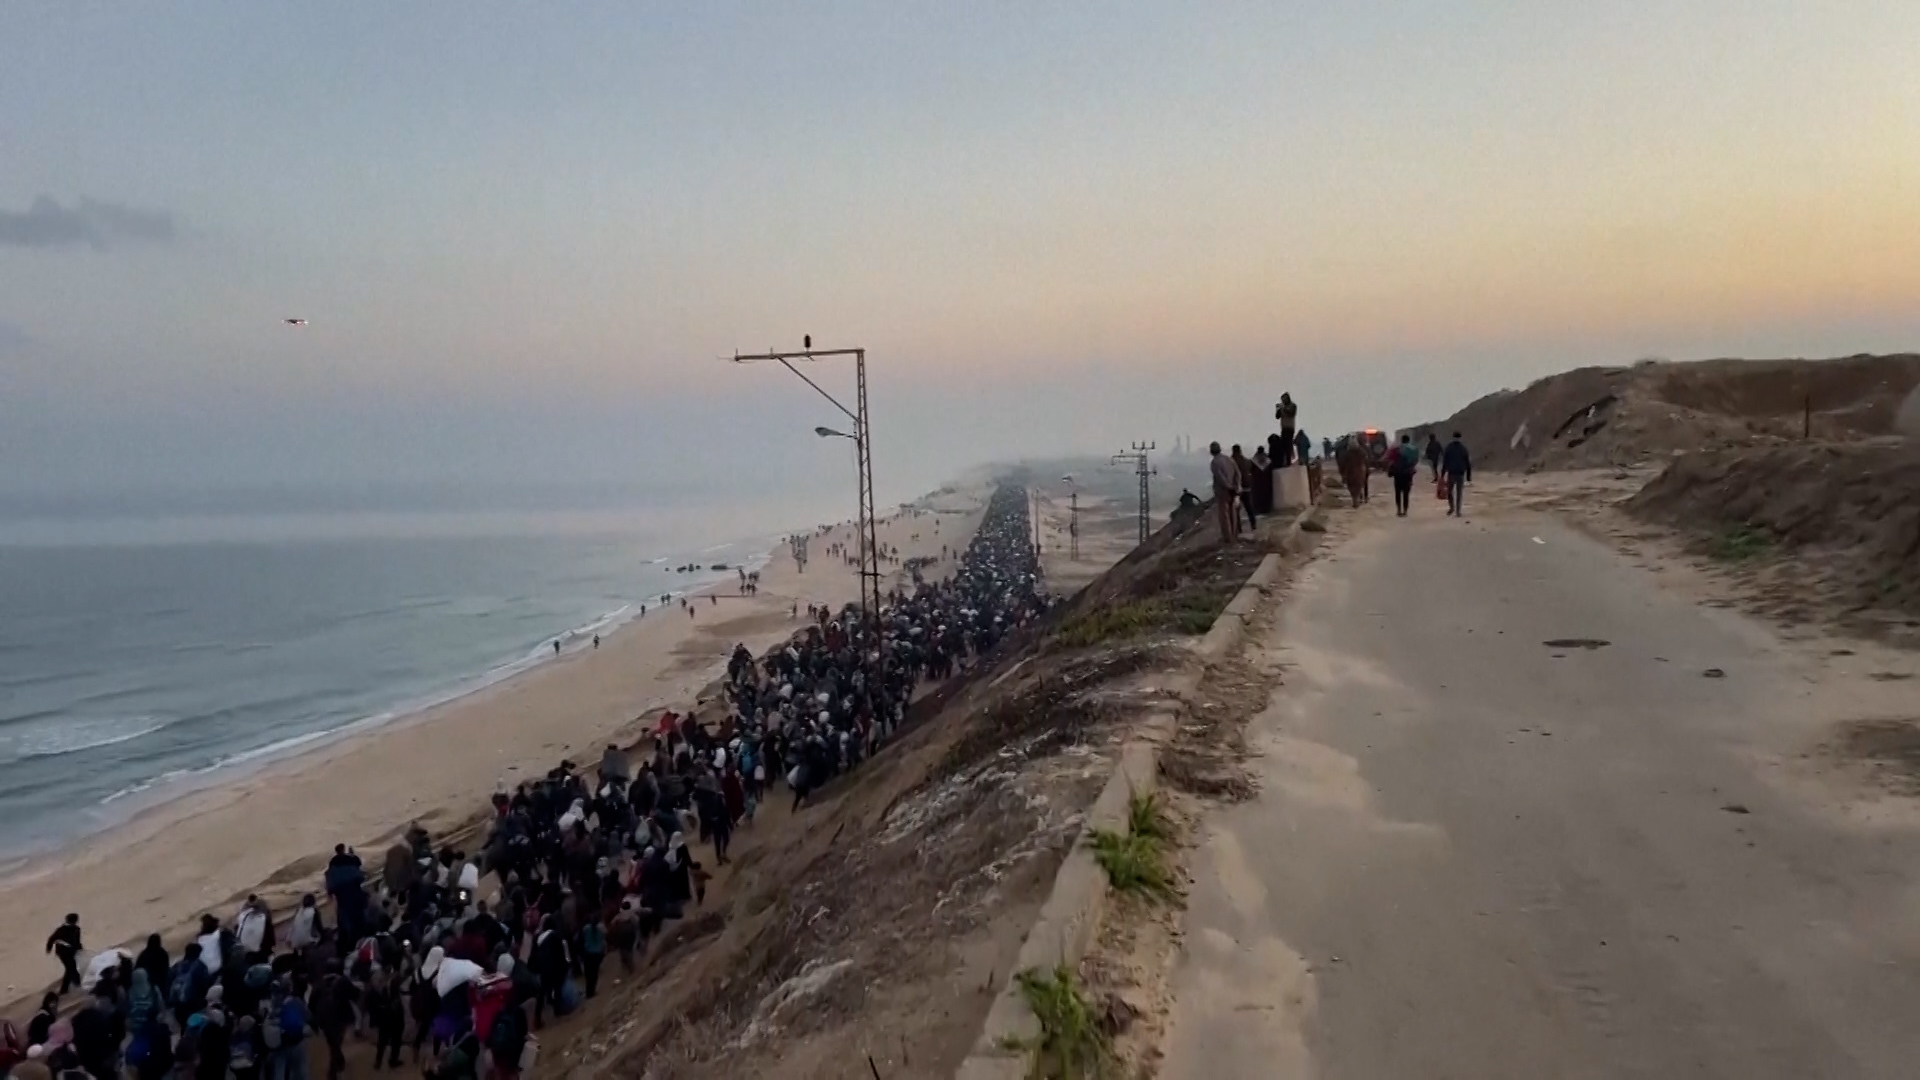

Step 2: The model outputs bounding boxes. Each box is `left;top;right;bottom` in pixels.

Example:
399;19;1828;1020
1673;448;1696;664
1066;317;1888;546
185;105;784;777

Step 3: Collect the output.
1383;431;1473;517
1203;392;1318;543
1200;391;1477;538
7;486;1049;1080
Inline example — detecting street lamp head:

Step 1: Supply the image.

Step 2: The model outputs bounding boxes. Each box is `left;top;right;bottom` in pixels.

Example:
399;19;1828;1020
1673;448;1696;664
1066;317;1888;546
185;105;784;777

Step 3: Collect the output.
815;425;855;440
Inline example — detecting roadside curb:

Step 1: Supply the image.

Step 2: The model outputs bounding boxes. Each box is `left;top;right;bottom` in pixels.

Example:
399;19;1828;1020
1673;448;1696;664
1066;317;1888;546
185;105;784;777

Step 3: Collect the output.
1195;504;1310;658
953;512;1303;1079
954;706;1177;1080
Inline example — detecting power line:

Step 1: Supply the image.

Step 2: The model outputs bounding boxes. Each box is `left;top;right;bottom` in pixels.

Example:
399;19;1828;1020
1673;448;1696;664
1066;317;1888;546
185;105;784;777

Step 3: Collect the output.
1063;476;1080;561
733;345;881;631
1110;442;1157;544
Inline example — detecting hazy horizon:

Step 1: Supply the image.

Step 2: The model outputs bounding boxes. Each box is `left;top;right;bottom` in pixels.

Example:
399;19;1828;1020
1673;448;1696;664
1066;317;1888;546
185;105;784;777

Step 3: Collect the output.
6;2;1917;507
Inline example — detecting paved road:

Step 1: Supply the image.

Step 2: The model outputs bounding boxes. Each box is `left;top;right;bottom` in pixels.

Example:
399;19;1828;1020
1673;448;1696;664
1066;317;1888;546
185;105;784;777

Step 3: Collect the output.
1160;506;1920;1079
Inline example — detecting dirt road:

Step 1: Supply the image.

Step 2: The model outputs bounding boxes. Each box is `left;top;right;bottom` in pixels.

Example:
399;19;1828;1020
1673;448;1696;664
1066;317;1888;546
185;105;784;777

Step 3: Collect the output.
1160;498;1920;1078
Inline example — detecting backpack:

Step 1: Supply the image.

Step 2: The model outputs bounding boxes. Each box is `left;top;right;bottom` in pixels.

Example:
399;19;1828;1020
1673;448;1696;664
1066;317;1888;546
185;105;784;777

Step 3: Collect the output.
168;966;197;1008
486;1001;528;1060
278;997;307;1044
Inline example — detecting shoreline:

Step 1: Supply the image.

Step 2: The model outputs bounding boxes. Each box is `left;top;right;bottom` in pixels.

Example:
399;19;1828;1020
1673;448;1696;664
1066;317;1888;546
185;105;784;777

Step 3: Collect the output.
0;487;988;1005
0;533;778;871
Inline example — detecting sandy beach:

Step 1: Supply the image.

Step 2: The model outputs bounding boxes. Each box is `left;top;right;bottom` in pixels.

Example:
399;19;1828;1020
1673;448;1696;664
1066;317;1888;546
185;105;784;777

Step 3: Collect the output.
0;487;985;1008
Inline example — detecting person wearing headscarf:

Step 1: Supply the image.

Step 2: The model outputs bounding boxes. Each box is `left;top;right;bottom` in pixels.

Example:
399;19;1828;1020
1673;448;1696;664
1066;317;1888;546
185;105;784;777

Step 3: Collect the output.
194;985;231;1080
133;934;171;997
126;968;174;1080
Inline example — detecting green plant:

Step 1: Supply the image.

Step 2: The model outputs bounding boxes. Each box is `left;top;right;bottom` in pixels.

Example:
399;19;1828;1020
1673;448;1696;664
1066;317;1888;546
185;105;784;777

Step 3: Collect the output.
1014;965;1113;1079
1054;600;1166;649
1127;793;1170;842
1089;796;1177;902
1709;525;1770;561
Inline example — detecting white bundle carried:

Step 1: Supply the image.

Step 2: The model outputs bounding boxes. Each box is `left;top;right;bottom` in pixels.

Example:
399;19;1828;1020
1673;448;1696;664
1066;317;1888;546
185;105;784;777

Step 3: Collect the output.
435;956;485;998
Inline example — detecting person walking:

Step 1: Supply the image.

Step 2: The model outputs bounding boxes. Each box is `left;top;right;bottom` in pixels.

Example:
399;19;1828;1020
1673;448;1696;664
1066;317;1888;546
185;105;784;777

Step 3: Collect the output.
1442;431;1473;516
1209;442;1241;543
1387;434;1420;516
529;916;570;1028
45;913;83;996
579;913;607;999
1424;432;1444;481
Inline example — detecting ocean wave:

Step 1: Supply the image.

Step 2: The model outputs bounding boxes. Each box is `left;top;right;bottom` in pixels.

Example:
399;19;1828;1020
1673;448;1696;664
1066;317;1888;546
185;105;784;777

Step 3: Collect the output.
0;717;170;766
26;528;781;835
99;767;189;805
169;640;275;655
98;720;377;806
68;683;165;709
0;706;71;727
0;668;88;693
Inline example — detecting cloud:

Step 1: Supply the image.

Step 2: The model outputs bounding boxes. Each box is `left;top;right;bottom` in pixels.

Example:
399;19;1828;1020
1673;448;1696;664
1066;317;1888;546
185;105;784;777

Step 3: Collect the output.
0;195;177;250
0;321;31;353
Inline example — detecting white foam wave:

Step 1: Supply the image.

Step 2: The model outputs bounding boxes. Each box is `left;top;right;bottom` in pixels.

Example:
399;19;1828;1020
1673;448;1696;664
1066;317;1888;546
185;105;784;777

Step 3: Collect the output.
72;529;785;828
0;717;170;766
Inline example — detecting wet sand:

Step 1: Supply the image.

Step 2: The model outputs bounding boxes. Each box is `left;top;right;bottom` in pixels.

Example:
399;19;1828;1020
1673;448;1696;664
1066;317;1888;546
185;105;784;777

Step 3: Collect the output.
0;489;985;1008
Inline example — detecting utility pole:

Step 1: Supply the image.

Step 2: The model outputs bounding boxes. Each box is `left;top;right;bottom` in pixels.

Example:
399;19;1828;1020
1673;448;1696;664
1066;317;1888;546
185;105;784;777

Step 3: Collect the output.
1110;442;1157;544
1062;475;1080;561
733;344;881;632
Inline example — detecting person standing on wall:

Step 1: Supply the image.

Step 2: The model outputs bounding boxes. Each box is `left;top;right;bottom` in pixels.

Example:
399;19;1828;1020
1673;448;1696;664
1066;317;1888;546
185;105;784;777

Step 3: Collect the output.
1274;394;1299;466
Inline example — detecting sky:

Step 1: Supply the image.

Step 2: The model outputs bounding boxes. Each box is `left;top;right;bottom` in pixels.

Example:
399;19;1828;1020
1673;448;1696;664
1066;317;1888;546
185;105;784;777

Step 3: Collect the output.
4;1;1918;512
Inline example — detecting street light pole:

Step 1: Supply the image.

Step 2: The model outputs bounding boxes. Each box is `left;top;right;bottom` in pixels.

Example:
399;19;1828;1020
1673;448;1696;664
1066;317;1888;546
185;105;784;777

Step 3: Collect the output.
734;345;880;632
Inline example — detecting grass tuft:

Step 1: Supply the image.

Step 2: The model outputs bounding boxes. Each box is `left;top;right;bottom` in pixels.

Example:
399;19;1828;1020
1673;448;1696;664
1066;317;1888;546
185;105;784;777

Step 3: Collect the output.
1013;965;1113;1079
1055;600;1166;649
1709;525;1771;561
1127;793;1170;842
1089;794;1176;900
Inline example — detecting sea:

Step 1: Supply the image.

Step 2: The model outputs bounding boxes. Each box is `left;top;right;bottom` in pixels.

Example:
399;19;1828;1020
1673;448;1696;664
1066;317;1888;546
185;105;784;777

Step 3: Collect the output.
0;491;842;861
